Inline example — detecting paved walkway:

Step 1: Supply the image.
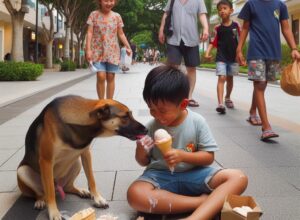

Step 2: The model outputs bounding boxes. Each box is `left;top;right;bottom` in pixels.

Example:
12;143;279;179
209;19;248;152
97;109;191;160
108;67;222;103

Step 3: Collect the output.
0;63;299;219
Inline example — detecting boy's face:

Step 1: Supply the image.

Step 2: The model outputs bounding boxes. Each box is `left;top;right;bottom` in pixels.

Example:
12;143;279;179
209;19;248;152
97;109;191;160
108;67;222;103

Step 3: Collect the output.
217;4;233;20
147;99;188;127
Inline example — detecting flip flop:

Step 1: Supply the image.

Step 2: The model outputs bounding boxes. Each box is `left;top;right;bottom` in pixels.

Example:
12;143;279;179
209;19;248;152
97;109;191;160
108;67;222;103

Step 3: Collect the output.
261;130;279;141
225;99;234;108
216;105;226;114
246;115;262;126
188;99;199;107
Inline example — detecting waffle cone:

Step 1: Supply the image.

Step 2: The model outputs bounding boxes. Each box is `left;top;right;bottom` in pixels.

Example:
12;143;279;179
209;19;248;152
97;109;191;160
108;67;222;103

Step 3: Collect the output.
156;139;172;155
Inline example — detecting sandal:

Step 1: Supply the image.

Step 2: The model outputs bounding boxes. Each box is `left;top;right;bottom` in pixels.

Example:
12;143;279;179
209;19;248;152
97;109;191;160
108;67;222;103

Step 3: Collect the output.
216;105;226;114
188;99;199;107
261;130;279;141
225;99;234;108
246;115;262;126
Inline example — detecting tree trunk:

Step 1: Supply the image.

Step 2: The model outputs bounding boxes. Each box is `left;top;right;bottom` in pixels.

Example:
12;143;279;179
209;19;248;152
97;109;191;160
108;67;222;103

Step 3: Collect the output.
64;26;70;60
11;13;25;61
76;40;81;67
46;40;53;68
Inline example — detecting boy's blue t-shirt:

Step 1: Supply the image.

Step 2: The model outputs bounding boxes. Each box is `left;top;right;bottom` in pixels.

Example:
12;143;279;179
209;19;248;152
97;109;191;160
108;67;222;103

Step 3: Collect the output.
145;109;218;172
238;0;289;61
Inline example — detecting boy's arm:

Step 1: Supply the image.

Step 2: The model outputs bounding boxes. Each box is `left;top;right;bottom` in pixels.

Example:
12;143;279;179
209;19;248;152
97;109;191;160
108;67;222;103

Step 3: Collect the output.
135;141;151;166
164;149;214;167
204;44;214;59
281;20;300;60
236;20;250;66
199;13;209;42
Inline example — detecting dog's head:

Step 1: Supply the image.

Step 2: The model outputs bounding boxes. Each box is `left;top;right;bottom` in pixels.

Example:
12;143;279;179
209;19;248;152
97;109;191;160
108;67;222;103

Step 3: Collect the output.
90;100;148;140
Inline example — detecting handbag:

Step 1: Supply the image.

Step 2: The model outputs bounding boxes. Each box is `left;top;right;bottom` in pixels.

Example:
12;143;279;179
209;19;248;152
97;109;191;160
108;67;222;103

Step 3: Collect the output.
163;0;175;37
280;60;300;96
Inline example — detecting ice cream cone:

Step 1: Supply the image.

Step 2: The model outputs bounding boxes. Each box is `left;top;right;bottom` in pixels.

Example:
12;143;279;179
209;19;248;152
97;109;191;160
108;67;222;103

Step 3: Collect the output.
155;139;172;155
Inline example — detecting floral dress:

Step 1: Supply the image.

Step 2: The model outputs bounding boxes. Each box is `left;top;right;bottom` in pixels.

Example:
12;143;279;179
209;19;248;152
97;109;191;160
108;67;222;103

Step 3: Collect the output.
87;10;124;65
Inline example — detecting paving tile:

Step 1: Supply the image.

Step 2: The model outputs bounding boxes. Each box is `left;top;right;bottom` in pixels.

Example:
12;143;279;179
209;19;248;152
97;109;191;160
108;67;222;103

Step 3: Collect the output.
91;147;143;172
0;171;18;192
0;147;24;171
0;149;20;166
114;170;142;201
268;167;300;190
0;191;21;219
0;134;24;149
242;167;300;197
256;196;300;220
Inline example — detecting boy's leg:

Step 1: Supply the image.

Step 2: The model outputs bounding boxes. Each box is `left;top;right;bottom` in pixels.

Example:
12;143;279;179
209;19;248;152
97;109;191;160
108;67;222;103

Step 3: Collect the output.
184;169;248;220
225;76;233;100
127;181;208;214
217;76;226;105
253;81;271;130
96;72;106;99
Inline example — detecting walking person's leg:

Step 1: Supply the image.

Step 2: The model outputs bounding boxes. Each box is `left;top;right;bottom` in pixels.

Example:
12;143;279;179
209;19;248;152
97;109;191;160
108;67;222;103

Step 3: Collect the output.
186;66;197;100
254;81;279;140
96;72;107;99
106;72;115;99
216;75;226;114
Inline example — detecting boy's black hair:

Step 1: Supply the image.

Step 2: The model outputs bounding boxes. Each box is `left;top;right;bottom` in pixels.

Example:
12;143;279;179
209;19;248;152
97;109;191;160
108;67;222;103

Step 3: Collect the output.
217;0;233;9
143;65;190;106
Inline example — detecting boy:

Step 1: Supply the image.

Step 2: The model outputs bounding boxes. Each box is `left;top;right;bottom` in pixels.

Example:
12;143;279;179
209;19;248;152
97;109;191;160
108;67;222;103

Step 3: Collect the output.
127;65;248;219
236;0;300;141
205;0;239;114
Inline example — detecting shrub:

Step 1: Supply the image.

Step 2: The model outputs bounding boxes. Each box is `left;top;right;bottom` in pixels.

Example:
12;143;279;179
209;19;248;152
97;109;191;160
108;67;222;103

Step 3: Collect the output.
0;61;43;81
60;60;76;71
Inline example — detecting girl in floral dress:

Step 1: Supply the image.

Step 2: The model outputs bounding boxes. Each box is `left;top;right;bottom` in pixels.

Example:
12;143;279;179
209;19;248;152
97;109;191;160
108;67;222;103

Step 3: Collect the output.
86;0;131;99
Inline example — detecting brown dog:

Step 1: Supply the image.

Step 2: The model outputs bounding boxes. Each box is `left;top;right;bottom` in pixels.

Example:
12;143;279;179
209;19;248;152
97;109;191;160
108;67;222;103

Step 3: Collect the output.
17;95;147;220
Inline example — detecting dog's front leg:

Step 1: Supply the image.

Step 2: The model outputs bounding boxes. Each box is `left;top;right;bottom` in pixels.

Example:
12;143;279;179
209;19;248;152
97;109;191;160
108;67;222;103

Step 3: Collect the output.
81;148;109;208
39;135;61;220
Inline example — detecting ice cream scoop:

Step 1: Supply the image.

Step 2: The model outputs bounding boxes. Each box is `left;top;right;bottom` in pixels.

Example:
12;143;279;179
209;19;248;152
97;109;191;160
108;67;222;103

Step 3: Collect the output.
154;129;172;154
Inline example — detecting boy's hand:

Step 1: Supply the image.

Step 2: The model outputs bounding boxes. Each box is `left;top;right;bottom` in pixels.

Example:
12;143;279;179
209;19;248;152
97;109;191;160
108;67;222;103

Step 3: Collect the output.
291;50;300;61
204;53;212;60
164;149;183;167
236;50;246;66
138;135;154;154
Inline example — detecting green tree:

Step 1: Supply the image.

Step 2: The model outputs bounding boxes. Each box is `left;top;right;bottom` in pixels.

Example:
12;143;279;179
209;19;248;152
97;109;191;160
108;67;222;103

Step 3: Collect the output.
39;0;55;68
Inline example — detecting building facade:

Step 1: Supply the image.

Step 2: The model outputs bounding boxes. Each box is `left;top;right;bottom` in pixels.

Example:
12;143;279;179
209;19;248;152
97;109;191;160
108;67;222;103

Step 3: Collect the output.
0;0;65;62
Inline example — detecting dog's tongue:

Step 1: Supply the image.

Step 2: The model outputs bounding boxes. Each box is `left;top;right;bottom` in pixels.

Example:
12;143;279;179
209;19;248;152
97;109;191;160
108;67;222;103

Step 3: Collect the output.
136;135;145;140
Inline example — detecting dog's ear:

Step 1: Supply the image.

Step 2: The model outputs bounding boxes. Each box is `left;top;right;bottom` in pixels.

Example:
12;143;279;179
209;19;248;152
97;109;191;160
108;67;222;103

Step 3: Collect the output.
89;104;111;120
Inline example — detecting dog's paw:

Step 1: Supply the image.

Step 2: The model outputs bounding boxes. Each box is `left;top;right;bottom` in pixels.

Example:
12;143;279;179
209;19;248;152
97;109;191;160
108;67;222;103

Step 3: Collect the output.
78;188;91;198
49;209;62;220
93;195;109;209
34;199;46;209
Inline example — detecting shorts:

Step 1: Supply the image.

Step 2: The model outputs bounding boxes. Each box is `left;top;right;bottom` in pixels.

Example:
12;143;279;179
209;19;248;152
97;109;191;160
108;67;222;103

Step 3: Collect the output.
92;62;120;74
216;62;239;76
167;40;200;67
136;166;222;196
248;59;280;81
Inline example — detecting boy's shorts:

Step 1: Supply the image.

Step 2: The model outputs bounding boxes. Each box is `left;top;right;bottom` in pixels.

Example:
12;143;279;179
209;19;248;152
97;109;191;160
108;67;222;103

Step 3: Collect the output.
248;59;280;81
92;62;120;74
166;41;200;67
136;166;222;196
216;62;239;76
